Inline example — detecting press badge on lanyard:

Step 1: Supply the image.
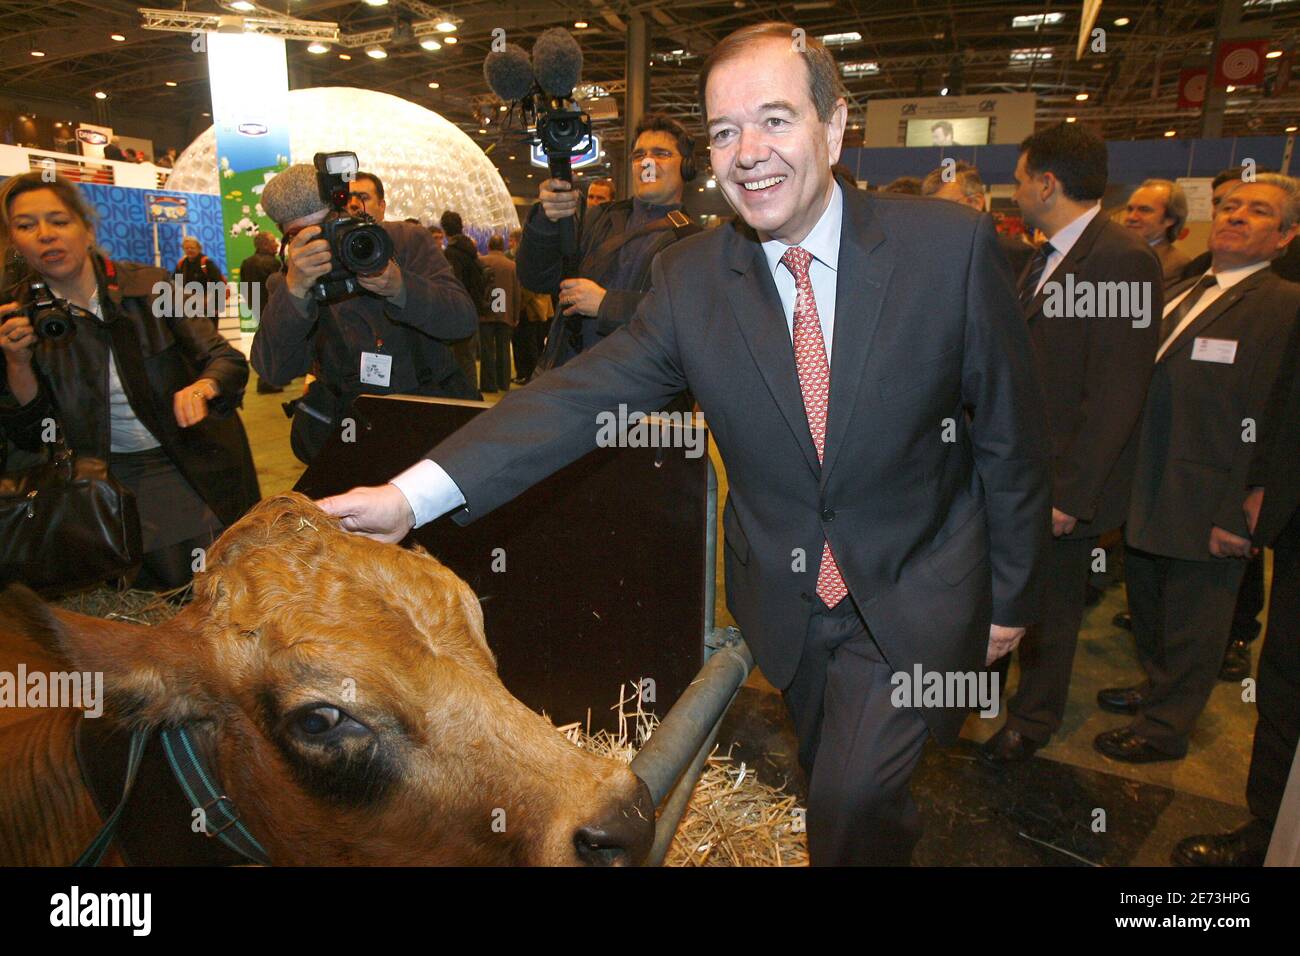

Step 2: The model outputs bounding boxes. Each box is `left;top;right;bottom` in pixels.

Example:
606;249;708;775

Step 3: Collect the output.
360;330;393;387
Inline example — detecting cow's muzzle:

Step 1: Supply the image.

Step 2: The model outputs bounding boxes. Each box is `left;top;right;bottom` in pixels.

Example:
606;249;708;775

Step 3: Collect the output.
573;777;655;866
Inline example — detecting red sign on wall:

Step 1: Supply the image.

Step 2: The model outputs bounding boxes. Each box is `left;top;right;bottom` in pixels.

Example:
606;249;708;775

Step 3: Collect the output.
1178;68;1208;109
1215;40;1270;87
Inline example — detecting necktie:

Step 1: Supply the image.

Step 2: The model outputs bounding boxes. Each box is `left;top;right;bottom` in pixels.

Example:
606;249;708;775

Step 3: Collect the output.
1160;273;1218;348
781;246;849;609
1018;241;1055;312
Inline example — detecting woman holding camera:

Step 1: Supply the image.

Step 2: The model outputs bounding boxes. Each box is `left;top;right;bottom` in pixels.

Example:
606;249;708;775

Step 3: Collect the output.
0;171;260;590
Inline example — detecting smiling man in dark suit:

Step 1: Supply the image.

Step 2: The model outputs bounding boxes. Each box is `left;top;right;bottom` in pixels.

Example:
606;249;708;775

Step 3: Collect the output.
1097;174;1300;763
317;22;1051;865
981;124;1164;765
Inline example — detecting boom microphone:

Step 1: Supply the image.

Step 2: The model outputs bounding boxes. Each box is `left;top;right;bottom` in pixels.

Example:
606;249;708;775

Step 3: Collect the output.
483;43;535;102
532;28;583;98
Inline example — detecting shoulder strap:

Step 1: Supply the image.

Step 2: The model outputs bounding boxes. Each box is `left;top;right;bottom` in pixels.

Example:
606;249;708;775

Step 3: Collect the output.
584;210;699;281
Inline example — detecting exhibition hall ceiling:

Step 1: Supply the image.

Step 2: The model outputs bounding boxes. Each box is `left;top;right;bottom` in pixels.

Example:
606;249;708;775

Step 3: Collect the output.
1;0;1297;147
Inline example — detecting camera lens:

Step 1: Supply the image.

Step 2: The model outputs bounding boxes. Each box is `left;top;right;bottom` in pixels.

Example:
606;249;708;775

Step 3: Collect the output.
35;312;72;341
339;222;393;274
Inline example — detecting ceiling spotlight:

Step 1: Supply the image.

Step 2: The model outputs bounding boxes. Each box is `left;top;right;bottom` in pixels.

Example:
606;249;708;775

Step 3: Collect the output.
428;81;439;88
308;42;329;54
366;45;387;59
339;53;352;60
1075;92;1089;101
1113;17;1130;26
444;36;457;44
1226;85;1236;93
939;86;949;96
435;21;457;32
420;38;441;50
706;178;717;189
498;104;507;111
110;34;126;42
362;0;389;5
1066;116;1077;123
94;91;108;99
1267;50;1284;59
1164;129;1176;137
30;50;45;57
165;80;178;87
574;21;588;29
478;128;486;134
1287;125;1298;132
230;1;255;10
508;154;515;160
201;111;210;117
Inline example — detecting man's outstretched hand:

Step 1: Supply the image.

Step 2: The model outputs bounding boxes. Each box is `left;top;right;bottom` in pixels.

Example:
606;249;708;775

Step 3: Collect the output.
317;484;416;543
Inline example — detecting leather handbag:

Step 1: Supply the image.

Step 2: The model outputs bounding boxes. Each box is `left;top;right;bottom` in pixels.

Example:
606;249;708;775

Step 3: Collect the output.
0;435;143;594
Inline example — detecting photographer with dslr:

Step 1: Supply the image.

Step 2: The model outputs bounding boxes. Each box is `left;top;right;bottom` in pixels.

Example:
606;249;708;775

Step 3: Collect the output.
252;155;478;465
517;113;700;371
0;171;260;591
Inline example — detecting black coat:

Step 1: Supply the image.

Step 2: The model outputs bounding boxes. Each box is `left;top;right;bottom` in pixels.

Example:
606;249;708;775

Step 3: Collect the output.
515;197;693;342
423;186;1051;743
251;220;477;398
0;254;260;528
1126;268;1300;560
1019;212;1165;536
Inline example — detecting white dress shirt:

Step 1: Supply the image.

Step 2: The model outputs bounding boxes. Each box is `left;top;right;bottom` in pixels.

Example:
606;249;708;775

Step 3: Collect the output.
392;182;847;529
1154;259;1272;362
761;180;843;364
1034;203;1102;297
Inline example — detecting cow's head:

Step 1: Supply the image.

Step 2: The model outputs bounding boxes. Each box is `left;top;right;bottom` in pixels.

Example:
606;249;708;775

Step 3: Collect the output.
28;494;654;865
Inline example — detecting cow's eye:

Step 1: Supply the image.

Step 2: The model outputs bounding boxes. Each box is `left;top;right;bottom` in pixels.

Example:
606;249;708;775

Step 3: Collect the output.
297;705;343;735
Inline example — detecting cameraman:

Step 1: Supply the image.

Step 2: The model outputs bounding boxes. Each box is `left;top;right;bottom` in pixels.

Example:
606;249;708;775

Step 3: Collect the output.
517;113;700;370
251;163;478;465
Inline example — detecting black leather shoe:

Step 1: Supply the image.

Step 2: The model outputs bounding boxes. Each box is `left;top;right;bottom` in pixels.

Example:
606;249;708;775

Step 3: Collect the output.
255;380;284;394
1219;639;1252;682
1097;684;1146;714
1113;611;1133;631
1172;820;1271;867
1094;727;1183;763
979;727;1042;766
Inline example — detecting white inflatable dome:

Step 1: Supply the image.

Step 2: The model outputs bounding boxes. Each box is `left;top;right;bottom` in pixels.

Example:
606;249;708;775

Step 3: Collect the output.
168;87;518;233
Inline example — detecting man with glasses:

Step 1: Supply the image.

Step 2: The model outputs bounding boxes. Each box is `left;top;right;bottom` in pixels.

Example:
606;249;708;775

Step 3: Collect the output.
515;112;701;371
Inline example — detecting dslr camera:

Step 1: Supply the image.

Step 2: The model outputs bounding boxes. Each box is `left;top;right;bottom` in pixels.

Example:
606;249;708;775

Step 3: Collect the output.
310;151;395;302
26;280;77;341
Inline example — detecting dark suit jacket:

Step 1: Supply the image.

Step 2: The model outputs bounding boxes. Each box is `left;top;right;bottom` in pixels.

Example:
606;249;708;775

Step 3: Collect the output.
1126;268;1300;560
424;186;1052;743
998;233;1034;279
516;198;689;340
1019;213;1164;537
1250;317;1300;548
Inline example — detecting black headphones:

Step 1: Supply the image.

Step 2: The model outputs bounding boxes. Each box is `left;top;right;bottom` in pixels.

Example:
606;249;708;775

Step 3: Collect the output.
672;121;698;183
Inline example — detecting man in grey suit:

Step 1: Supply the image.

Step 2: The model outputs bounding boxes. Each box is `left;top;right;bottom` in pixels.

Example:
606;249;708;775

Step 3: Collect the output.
1097;174;1300;763
318;22;1051;864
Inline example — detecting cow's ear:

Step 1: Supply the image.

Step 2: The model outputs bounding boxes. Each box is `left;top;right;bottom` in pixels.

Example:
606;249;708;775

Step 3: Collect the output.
0;583;212;726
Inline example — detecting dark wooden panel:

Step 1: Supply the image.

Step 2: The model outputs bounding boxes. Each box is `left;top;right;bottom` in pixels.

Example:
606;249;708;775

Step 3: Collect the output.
294;395;709;731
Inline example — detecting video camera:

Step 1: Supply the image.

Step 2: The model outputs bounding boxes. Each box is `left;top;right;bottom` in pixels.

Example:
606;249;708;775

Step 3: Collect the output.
310;151;395;302
483;29;591;268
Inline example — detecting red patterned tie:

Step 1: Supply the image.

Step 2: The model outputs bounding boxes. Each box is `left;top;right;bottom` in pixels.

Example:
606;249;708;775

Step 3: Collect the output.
781;245;849;609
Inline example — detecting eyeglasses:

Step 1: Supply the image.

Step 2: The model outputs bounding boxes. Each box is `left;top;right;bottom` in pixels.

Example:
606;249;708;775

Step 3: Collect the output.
630;148;678;163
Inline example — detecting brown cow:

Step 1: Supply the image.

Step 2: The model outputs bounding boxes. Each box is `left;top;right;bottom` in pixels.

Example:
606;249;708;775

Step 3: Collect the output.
0;493;653;865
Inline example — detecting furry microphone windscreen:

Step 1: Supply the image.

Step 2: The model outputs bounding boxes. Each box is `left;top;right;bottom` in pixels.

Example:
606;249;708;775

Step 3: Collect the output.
260;164;328;228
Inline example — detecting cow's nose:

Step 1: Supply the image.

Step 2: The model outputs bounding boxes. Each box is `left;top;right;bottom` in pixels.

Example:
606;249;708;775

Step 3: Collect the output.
573;778;655;866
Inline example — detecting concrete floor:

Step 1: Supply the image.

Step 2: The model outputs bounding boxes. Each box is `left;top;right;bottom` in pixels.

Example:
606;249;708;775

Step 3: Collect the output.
235;359;1260;860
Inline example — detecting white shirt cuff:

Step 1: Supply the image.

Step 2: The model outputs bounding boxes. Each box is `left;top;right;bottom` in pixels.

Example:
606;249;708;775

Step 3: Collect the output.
389;458;467;528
